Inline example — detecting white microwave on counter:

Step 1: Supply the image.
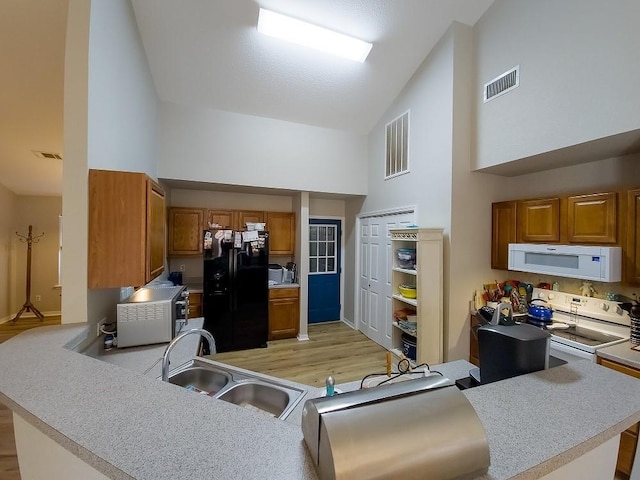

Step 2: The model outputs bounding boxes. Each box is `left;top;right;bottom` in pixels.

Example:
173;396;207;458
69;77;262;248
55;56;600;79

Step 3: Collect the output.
508;243;622;282
116;284;189;348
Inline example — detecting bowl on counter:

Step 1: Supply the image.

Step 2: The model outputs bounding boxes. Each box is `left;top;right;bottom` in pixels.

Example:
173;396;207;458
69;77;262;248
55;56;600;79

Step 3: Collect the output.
398;284;417;299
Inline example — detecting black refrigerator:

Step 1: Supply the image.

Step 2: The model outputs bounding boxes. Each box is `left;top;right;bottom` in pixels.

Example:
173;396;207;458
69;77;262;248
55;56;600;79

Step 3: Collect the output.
202;229;269;353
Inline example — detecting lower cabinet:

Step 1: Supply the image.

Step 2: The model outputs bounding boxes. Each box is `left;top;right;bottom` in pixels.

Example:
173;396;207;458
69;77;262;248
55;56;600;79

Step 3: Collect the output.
268;288;299;340
469;314;481;367
188;292;202;318
597;356;639;477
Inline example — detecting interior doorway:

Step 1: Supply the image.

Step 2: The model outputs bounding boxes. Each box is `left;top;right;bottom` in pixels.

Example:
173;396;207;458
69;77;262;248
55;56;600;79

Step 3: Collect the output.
308;219;342;323
357;210;415;349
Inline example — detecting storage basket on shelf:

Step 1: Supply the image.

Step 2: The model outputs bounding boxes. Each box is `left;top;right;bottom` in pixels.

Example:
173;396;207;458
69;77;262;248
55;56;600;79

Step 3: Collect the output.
396;248;416;270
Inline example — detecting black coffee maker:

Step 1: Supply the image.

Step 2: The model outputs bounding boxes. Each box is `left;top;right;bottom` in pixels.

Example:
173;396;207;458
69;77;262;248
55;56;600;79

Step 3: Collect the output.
468;302;551;386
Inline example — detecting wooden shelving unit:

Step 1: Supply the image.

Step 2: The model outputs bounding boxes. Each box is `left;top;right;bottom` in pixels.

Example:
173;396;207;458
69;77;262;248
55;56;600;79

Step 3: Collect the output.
389;228;444;365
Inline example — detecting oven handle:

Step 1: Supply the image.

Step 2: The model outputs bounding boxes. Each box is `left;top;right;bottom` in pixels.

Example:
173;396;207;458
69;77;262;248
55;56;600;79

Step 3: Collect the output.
550;340;594;362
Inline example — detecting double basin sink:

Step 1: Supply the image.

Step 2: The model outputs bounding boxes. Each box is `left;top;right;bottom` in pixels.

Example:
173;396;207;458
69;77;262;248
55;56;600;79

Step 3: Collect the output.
160;358;306;420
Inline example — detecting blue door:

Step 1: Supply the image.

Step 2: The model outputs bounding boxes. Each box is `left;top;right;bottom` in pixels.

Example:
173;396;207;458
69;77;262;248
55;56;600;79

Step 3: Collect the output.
308;219;341;323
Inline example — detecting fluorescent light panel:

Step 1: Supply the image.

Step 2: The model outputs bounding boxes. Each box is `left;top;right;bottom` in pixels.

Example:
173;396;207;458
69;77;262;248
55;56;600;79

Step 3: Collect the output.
257;8;372;63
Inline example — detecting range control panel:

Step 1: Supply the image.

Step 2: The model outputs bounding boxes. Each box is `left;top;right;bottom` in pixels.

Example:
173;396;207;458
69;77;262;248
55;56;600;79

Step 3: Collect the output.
533;288;630;326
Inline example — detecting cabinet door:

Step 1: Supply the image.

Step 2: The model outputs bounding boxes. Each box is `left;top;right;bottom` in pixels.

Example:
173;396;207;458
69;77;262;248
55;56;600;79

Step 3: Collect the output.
188;292;202;318
236;211;265;230
168;207;204;256
268;293;299;340
206;209;234;229
491;201;517;270
89;170;147;288
147;180;165;282
469;314;480;367
597;356;640;476
567;192;617;243
517;198;560;243
266;212;295;255
627;189;640;284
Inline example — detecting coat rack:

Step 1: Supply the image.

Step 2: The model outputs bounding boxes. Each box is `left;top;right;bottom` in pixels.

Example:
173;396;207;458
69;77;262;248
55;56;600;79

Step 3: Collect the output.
12;225;45;324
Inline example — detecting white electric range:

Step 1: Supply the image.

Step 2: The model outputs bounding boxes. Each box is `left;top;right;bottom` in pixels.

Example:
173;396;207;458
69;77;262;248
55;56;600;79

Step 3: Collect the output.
526;288;631;361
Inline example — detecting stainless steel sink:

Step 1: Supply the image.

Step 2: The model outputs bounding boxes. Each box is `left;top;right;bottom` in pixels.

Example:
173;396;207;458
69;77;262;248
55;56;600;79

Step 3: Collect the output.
160;358;306;420
217;381;293;418
167;366;231;395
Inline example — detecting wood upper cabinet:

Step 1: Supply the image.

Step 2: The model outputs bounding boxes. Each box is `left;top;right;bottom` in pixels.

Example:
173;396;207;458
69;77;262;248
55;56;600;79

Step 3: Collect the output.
627;189;640;284
266;212;295;255
268;287;299;340
567;192;617;243
236;210;264;229
517;198;560;243
88;169;165;288
491;201;517;270
168;207;205;256
206;209;234;229
206;209;264;230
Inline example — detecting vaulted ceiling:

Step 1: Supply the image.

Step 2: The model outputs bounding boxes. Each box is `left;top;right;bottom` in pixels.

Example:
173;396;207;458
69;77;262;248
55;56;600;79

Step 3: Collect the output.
0;0;494;196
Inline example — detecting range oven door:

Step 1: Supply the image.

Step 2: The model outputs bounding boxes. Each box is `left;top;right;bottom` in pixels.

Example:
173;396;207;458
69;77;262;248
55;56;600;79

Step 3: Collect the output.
549;340;594;362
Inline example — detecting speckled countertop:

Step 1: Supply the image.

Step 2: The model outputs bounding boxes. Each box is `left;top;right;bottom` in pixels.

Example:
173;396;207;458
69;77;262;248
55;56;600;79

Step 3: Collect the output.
268;283;300;289
1;325;640;480
597;341;640;369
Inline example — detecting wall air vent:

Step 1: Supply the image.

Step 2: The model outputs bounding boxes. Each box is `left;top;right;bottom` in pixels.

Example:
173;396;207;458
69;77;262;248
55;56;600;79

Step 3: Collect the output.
483;65;519;103
385;110;410;179
32;150;62;160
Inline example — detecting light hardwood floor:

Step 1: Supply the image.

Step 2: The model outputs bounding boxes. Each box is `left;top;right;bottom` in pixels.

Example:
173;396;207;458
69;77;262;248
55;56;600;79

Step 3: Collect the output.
208;321;390;387
0;315;62;480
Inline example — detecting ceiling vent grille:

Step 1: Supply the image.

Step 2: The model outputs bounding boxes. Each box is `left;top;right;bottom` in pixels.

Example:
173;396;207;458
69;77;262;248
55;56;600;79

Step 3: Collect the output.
484;66;519;103
32;150;62;160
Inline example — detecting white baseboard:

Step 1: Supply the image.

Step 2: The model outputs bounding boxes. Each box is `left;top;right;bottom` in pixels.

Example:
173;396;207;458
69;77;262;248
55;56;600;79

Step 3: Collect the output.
0;310;61;325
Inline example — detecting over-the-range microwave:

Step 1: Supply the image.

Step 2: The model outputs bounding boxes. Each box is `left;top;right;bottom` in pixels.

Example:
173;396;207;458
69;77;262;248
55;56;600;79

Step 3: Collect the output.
508;243;622;282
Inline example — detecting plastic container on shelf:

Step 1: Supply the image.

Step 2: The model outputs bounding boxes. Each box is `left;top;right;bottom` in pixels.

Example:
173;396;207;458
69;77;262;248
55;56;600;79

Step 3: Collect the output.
396;248;416;269
401;333;417;361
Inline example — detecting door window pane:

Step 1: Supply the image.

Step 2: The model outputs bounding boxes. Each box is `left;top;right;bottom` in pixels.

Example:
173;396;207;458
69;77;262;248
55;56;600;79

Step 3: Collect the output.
309;224;338;275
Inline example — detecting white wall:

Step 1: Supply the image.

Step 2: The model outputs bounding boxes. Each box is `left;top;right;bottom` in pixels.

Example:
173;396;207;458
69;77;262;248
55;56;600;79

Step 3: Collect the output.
349;27;458;350
157;101;368;196
499;153;640;201
63;0;159;325
0;183;16;320
12;197;62;316
448;24;505;360
473;0;640;170
309;198;346;218
170;189;293;212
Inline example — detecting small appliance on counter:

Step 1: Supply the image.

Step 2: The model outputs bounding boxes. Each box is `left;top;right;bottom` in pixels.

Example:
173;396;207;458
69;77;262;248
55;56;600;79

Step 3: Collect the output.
301;376;490;480
116;284;189;348
268;263;284;284
284;261;297;284
472;323;551;385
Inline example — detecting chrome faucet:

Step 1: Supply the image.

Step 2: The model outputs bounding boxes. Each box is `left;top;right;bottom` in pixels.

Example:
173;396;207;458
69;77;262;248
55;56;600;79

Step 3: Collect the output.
161;328;216;382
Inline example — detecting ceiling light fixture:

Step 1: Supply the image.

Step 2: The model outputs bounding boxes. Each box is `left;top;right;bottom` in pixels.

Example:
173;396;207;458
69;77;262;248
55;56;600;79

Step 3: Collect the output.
257;8;373;63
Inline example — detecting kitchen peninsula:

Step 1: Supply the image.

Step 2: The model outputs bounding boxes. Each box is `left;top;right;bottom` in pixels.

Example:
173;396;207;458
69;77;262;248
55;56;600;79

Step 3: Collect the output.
1;324;640;480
